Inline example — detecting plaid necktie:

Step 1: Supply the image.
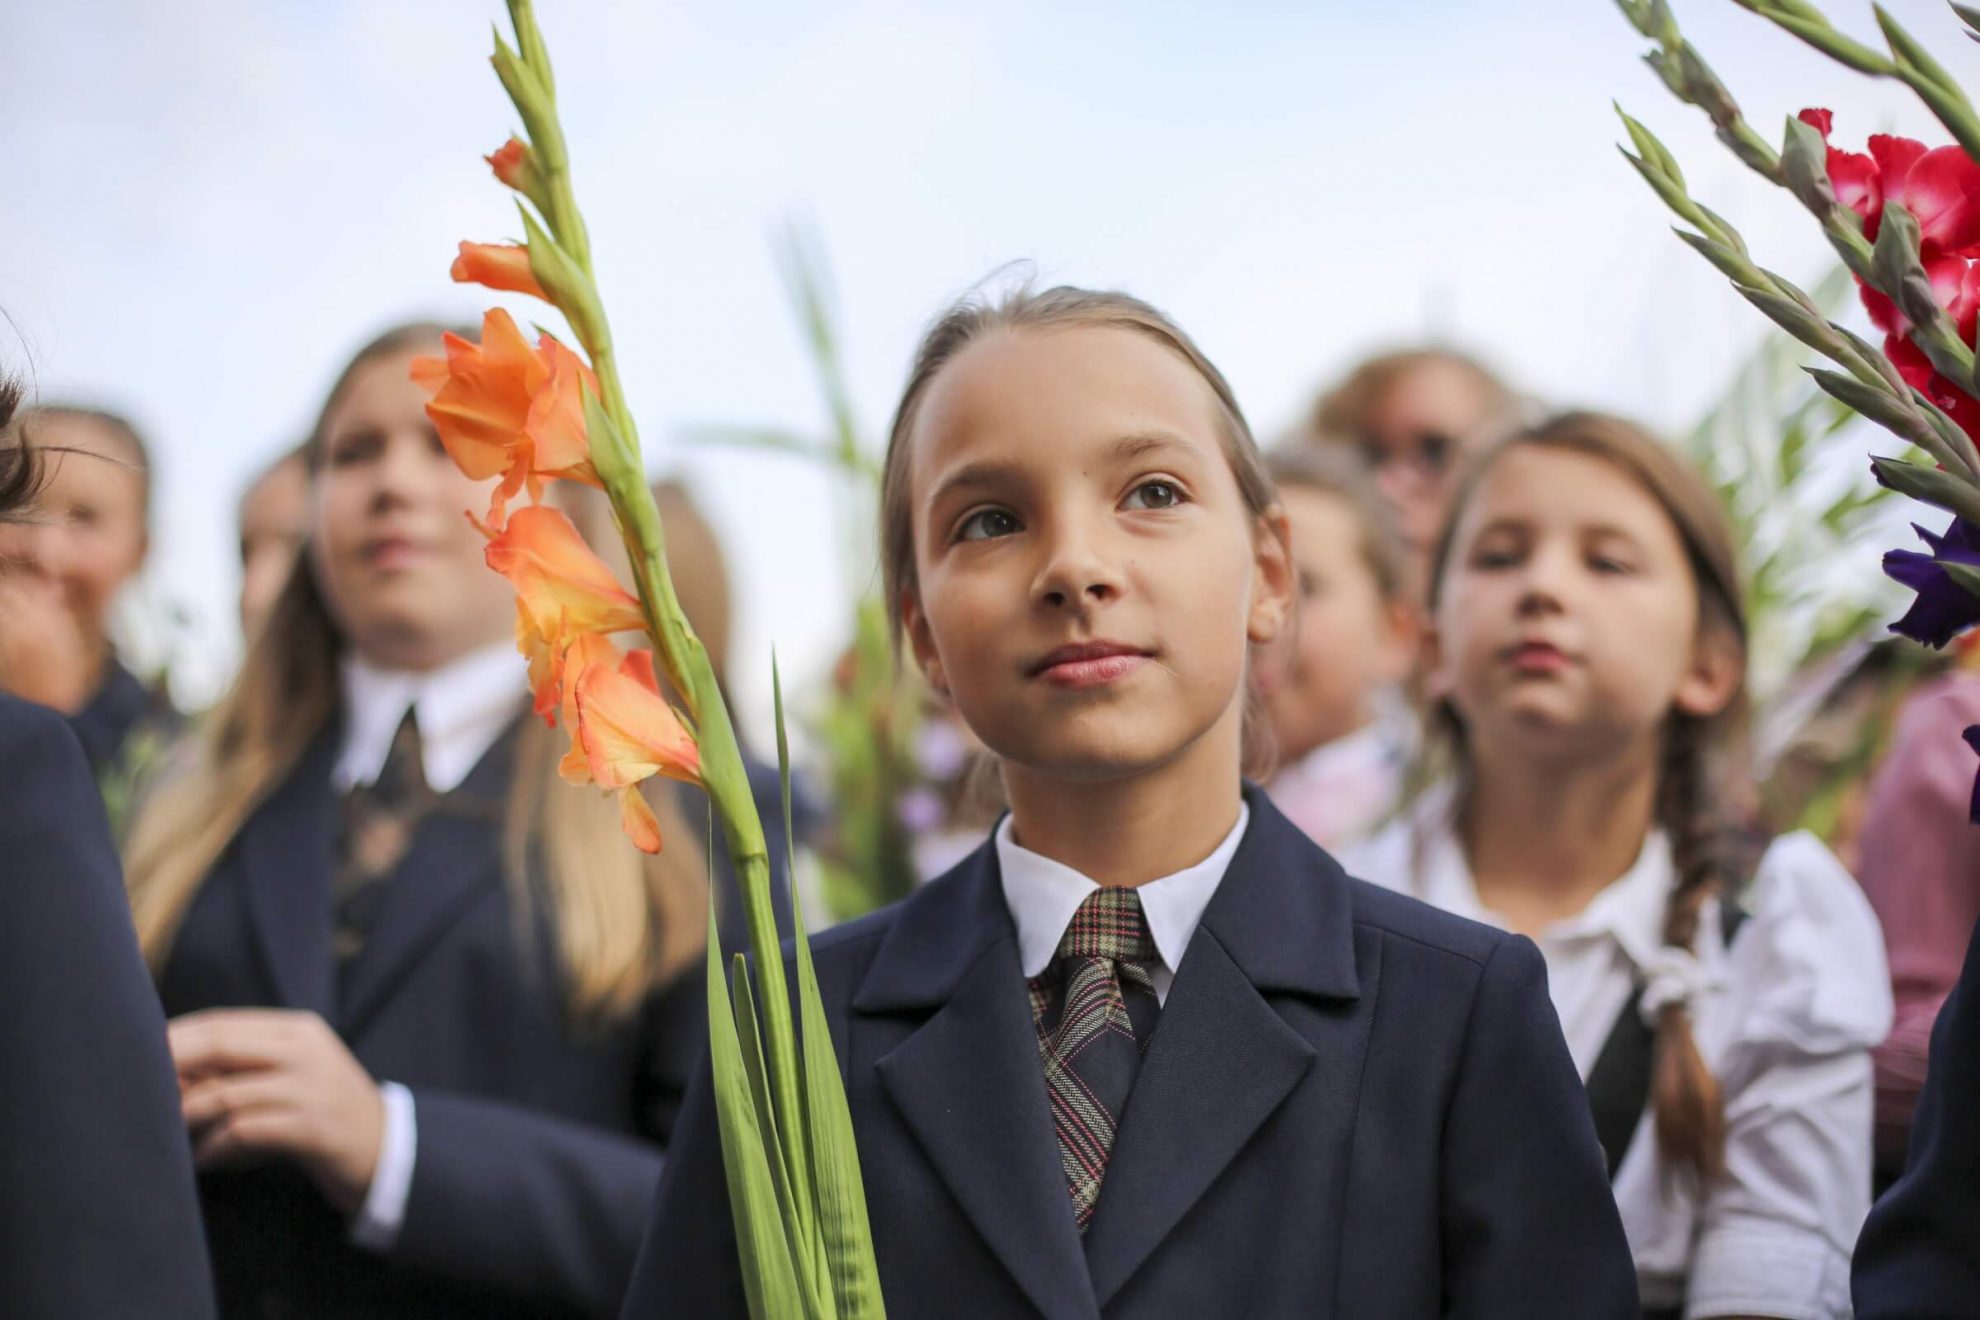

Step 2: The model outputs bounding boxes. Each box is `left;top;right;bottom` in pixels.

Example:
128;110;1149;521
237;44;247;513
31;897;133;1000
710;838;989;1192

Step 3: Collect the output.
333;708;438;971
1028;887;1160;1234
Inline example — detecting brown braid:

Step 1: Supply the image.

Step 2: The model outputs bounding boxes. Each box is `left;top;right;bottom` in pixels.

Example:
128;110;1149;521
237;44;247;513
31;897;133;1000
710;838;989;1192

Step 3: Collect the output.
1421;410;1750;1190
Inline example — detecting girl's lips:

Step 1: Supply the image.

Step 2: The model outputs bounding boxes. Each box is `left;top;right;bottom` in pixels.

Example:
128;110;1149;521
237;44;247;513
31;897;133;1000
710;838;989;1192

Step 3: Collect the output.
1505;640;1572;675
1037;652;1149;689
363;537;426;570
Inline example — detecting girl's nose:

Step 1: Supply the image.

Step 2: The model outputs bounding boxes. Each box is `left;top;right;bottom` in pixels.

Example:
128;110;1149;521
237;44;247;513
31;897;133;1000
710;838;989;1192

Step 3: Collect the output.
1033;523;1125;611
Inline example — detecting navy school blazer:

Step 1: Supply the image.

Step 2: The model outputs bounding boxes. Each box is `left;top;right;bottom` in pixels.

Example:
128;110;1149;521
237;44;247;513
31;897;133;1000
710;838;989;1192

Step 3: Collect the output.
1853;907;1980;1313
0;692;215;1319
623;786;1639;1318
156;715;709;1320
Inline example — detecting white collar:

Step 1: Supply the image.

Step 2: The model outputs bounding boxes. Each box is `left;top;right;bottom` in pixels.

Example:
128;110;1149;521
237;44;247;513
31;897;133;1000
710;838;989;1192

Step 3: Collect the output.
333;642;526;794
996;803;1250;989
1404;793;1673;972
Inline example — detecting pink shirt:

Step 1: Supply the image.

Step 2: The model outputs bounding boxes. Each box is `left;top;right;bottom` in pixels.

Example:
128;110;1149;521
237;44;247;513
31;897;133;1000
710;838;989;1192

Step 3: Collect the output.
1854;672;1980;1166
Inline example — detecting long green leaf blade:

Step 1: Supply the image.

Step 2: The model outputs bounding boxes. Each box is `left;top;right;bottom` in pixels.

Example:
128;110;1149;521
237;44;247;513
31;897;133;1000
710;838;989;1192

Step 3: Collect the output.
777;656;887;1315
706;901;807;1320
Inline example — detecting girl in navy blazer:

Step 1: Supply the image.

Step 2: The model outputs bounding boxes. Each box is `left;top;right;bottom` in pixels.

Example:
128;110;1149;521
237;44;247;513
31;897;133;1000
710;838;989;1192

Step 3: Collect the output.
0;375;215;1319
122;324;710;1320
1350;413;1889;1317
622;285;1638;1317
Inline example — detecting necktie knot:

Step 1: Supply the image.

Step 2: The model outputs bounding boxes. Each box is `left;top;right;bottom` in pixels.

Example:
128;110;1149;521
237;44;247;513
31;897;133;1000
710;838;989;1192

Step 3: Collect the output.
1054;887;1156;967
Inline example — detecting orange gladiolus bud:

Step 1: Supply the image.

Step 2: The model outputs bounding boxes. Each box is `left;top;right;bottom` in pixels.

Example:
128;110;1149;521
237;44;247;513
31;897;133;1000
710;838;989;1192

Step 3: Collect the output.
486;137;531;189
556;636;701;853
451;241;546;299
410;307;601;527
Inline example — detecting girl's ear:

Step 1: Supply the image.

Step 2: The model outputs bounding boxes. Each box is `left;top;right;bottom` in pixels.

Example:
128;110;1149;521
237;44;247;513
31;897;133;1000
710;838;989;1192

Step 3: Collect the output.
1246;507;1296;646
900;588;948;697
1674;624;1742;720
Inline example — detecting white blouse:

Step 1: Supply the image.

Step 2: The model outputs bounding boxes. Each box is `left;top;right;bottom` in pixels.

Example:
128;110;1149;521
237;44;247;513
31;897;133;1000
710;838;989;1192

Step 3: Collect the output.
1344;799;1891;1320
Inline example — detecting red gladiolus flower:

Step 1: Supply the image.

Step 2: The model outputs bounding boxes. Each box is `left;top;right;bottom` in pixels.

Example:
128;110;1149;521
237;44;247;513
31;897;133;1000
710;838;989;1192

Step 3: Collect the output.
1799;109;1980;256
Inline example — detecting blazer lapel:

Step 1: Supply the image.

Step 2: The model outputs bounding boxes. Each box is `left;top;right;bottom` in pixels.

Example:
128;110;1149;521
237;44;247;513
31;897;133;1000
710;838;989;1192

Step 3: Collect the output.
335;718;519;1038
240;725;340;1018
1082;787;1368;1308
862;845;1102;1320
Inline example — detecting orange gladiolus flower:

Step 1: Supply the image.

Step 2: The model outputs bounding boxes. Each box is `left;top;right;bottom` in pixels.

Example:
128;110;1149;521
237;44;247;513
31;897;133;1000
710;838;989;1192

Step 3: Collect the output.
556;635;701;853
485;505;645;719
452;240;546;299
412;307;600;527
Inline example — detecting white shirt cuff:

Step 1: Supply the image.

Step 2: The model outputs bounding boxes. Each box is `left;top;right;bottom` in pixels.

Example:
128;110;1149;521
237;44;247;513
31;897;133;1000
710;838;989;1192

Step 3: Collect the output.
349;1081;417;1253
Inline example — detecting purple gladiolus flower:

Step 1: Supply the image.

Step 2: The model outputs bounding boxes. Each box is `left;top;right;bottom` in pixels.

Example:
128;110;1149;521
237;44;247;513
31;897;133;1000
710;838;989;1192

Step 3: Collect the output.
1884;518;1980;648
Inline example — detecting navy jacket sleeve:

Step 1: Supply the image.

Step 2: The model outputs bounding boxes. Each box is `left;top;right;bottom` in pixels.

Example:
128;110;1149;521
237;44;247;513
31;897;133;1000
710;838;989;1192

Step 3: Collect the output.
1440;934;1639;1318
390;961;705;1316
0;695;216;1320
1853;909;1980;1312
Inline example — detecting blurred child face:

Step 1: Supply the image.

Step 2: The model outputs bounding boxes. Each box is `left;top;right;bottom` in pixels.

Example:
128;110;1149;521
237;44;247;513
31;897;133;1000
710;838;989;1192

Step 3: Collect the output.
1259;487;1416;762
901;324;1291;787
308;348;515;673
1430;445;1735;765
0;414;148;652
237;454;307;639
1359;361;1498;569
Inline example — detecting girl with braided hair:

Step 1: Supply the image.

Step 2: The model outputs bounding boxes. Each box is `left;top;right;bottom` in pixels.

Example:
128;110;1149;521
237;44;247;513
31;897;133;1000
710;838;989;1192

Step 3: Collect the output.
1349;411;1892;1318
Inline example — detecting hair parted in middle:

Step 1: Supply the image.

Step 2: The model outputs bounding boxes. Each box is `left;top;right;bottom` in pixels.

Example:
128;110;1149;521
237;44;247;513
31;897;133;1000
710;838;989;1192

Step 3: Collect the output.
1422;408;1750;1189
876;282;1288;778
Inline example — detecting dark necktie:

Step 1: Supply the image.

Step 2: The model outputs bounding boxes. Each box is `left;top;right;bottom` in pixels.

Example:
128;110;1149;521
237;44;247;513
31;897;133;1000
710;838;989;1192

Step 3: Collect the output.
1027;887;1160;1234
333;708;437;971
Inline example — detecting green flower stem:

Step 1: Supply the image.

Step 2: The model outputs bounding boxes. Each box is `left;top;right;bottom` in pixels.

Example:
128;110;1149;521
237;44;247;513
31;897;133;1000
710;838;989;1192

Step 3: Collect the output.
1735;0;1980;164
496;0;835;1300
1616;0;1782;180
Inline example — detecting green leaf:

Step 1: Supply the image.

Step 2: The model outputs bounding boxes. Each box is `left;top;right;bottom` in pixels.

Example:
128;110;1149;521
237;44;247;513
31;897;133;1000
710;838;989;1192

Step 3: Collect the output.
1872;455;1980;525
778;656;887;1316
706;901;808;1320
1804;367;1930;444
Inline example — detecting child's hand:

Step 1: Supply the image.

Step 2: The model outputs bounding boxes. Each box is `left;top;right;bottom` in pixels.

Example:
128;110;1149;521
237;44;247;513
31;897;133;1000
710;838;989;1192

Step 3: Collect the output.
169;1009;386;1216
0;572;92;712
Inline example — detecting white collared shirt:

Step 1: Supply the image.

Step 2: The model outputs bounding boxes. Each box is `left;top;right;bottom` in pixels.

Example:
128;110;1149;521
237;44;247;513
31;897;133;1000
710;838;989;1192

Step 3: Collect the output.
334;640;527;1253
333;642;527;794
996;803;1249;1006
1345;794;1892;1320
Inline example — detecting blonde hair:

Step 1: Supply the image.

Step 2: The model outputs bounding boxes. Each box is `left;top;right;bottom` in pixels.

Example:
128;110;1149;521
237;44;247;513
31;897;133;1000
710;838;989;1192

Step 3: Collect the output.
1425;410;1749;1186
124;324;706;1021
877;283;1286;779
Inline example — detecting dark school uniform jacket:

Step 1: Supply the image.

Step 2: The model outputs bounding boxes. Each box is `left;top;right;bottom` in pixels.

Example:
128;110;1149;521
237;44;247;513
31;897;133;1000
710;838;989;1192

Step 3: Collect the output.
0;691;216;1319
156;716;706;1320
1853;907;1980;1313
622;786;1639;1318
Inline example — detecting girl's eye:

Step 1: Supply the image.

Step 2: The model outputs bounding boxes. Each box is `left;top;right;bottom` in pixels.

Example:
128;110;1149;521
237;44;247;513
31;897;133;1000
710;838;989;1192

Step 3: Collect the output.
957;508;1021;542
1124;480;1183;511
1589;554;1634;576
1470;546;1519;570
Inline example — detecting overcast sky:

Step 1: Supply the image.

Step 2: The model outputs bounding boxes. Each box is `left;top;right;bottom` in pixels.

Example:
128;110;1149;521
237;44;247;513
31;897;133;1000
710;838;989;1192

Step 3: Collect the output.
4;0;1966;747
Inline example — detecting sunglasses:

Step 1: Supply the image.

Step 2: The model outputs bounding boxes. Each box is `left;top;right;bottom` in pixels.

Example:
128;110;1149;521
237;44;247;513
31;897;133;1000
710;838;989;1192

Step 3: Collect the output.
1357;430;1458;480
